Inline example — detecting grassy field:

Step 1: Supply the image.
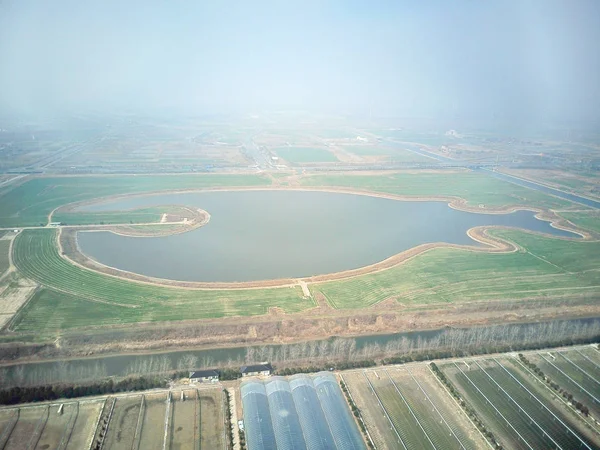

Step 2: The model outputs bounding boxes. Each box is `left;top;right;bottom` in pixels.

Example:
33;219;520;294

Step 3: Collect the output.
300;171;576;210
0;171;587;229
275;146;338;163
53;207;166;225
0;173;271;228
9;226;600;333
343;145;432;162
10;229;313;333
313;228;600;308
0;240;10;275
559;210;600;234
53;204;201;226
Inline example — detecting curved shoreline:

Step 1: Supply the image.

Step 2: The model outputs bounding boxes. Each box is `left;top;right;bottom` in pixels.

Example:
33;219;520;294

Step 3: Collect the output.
54;187;594;290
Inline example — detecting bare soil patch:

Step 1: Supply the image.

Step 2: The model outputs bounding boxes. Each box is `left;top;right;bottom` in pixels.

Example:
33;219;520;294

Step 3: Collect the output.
138;393;168;450
64;400;103;450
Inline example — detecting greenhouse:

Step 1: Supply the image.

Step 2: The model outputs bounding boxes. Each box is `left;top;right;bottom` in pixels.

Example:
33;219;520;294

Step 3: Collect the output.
241;372;365;450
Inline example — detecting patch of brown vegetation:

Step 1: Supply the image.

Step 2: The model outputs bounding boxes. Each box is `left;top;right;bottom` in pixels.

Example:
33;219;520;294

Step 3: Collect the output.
4;293;598;364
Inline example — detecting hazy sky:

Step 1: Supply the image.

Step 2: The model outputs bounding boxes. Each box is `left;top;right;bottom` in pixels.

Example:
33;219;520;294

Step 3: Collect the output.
1;0;599;121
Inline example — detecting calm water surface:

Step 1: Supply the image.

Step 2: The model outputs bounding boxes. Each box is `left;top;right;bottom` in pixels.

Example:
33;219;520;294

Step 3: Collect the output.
77;190;576;282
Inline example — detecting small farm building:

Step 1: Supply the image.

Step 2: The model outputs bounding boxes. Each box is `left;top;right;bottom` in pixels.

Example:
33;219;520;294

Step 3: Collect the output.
241;363;273;377
189;369;219;383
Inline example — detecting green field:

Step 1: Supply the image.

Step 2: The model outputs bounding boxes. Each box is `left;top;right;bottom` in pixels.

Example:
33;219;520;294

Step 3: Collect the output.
0;240;9;275
300;172;576;210
2;171;598;335
9;226;600;334
53;204;201;226
275;147;338;163
559;211;600;234
313;229;600;308
53;207;165;225
0;174;270;228
0;171;587;229
441;358;597;449
10;229;313;333
344;145;431;162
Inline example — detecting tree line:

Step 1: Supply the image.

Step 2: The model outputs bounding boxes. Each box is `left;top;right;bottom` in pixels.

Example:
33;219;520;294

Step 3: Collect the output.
0;320;597;405
0;375;166;405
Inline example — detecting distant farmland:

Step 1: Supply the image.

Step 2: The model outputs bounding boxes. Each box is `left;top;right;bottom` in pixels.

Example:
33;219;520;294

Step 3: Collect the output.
274;146;338;163
299;171;578;210
0;173;271;228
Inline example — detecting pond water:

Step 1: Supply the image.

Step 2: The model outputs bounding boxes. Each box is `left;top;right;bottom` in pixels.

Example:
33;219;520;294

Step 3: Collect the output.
77;190;576;282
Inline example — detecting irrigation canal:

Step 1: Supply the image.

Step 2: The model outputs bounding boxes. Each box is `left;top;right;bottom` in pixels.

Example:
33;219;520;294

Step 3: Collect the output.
1;317;598;387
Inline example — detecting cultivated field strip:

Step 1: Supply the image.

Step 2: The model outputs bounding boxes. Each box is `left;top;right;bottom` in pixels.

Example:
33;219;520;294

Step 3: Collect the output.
387;367;483;450
444;359;599;450
198;389;226;450
364;369;432;449
575;347;600;372
169;390;197;449
480;360;592;450
0;240;10;277
555;351;600;389
65;401;103;450
344;367;485;450
11;229;312;332
102;395;142;449
530;352;600;418
402;366;479;450
0;388;224;450
342;371;405;449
